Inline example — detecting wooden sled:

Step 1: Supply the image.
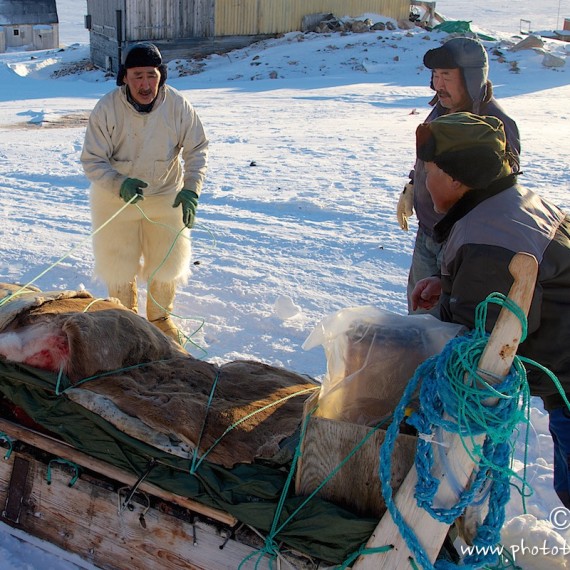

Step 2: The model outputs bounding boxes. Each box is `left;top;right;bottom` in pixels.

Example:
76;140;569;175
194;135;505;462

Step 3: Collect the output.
0;282;420;569
0;416;257;570
0;252;537;569
0;387;416;570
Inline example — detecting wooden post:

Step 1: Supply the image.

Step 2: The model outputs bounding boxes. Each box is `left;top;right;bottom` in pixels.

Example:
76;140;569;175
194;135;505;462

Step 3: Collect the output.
353;252;539;569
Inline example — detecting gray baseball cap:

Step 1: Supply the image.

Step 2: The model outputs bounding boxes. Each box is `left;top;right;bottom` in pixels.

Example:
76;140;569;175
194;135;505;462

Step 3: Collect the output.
423;37;489;107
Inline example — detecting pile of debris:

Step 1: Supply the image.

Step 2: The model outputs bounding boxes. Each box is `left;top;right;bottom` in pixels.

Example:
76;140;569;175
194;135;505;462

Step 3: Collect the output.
301;13;407;35
51;58;97;78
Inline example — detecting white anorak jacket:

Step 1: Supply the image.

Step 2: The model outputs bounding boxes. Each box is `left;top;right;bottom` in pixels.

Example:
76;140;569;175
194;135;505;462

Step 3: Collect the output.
80;85;208;286
81;84;208;197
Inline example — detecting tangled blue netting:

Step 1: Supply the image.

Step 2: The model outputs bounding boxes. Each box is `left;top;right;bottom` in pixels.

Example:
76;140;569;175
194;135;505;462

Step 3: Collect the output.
378;294;531;570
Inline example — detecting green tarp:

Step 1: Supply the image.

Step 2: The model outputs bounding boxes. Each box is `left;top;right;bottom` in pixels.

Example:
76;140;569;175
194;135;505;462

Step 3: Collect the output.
433;20;496;42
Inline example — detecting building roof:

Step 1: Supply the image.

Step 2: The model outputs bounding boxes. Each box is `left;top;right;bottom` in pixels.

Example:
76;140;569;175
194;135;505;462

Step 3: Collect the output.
0;0;58;26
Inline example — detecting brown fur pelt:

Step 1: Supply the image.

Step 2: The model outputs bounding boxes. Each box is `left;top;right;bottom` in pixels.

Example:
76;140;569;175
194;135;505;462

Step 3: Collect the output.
15;302;185;380
80;358;317;467
0;284;317;468
0;291;185;381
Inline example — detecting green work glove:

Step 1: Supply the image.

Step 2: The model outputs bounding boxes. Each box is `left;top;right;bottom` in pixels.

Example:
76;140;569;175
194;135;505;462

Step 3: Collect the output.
173;189;199;228
119;178;147;204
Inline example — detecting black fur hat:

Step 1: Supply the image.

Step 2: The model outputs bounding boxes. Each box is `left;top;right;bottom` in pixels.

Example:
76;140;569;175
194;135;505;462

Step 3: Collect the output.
116;42;168;86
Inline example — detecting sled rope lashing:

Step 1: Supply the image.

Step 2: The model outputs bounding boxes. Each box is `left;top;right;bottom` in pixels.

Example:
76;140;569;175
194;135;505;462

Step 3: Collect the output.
517;357;570;415
378;293;532;570
47;458;82;487
0;194;208;356
0;432;15;460
338;545;394;569
189;370;319;473
238;402;396;569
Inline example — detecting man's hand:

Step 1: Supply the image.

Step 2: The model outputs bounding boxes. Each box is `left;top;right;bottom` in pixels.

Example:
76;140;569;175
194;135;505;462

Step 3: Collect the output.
119;178;147;204
396;182;414;231
411;276;442;311
173;189;199;228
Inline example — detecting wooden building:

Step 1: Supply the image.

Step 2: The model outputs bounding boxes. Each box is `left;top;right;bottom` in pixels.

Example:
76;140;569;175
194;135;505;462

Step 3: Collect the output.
0;0;59;53
85;0;410;72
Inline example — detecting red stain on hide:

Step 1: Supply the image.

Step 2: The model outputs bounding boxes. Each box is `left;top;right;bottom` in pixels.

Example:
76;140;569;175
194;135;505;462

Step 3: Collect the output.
23;332;70;373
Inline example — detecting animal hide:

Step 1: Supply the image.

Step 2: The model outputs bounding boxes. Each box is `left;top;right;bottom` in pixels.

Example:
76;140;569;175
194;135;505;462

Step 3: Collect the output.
73;358;316;467
0;284;317;468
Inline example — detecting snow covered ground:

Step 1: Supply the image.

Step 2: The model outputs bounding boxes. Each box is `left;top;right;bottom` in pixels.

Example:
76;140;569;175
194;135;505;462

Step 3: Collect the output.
0;0;569;567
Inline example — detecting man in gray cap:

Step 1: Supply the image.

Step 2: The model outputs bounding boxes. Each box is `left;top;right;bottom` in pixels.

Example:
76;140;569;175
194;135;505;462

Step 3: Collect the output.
81;42;209;345
397;36;520;314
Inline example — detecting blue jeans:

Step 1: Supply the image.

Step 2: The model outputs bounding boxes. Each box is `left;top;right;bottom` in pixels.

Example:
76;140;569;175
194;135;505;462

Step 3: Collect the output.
407;226;444;315
549;407;570;508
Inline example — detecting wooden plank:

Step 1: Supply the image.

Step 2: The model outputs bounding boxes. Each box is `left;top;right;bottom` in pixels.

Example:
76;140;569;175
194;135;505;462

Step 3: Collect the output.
0;417;237;527
296;415;416;518
353;252;538;569
0;448;272;570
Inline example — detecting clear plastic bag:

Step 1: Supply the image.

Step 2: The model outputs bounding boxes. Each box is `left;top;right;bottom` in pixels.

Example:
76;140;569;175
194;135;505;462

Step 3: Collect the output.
303;306;465;426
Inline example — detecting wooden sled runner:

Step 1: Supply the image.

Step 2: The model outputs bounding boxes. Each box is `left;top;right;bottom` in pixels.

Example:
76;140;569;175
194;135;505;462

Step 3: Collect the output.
0;252;538;569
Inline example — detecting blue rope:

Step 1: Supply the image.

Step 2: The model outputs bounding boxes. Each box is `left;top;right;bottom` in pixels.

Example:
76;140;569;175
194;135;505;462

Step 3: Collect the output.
379;293;531;570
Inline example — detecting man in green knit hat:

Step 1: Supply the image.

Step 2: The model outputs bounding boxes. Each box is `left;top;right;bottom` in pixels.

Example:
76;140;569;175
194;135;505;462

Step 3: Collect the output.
410;111;570;509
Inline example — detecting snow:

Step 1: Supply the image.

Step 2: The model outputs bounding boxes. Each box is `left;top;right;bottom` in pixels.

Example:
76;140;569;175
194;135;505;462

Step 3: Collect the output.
0;0;569;567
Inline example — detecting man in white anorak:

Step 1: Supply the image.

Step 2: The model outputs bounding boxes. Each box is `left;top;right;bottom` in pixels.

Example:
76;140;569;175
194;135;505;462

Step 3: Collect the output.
81;42;208;344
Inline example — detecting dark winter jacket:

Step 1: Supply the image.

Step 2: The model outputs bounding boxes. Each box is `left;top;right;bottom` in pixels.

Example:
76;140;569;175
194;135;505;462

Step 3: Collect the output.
434;176;570;410
413;83;521;237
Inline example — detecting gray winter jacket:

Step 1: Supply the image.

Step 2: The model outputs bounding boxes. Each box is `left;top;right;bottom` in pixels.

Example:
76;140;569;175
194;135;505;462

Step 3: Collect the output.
435;175;570;410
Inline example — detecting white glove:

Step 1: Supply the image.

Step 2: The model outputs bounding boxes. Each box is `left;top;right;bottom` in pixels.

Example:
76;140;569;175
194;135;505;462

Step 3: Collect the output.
396;182;414;231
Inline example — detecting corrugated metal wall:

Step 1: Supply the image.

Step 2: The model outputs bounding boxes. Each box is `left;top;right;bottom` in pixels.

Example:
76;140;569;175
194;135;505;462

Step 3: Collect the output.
215;0;409;36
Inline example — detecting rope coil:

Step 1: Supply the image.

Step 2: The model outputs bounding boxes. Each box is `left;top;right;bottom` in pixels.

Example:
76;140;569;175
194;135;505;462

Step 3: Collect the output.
379;293;532;570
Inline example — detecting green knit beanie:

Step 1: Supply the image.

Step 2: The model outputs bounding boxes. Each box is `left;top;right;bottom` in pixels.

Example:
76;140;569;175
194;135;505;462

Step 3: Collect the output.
416;112;511;188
